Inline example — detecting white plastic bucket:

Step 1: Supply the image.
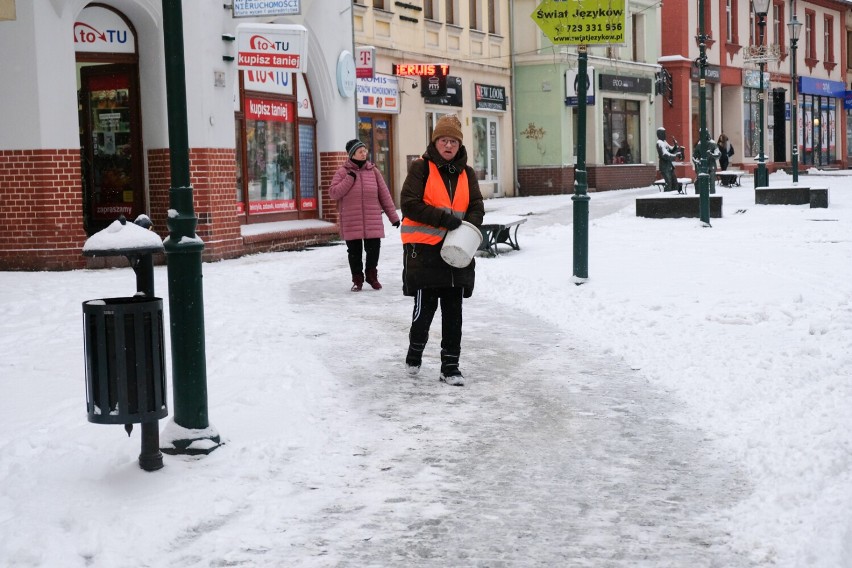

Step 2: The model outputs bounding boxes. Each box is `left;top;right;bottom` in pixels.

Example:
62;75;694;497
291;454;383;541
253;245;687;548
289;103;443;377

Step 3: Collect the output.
440;220;483;268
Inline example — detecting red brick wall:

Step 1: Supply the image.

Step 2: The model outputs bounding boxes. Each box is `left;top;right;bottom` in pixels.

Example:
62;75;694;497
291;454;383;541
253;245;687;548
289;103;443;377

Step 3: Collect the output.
0;146;349;270
587;164;656;191
148;148;246;263
0;149;88;270
517;166;575;196
320;151;345;226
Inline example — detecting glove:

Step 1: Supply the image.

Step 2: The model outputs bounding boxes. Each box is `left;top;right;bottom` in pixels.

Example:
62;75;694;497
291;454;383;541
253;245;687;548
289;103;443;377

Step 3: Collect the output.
392;221;400;228
444;215;462;231
347;172;356;180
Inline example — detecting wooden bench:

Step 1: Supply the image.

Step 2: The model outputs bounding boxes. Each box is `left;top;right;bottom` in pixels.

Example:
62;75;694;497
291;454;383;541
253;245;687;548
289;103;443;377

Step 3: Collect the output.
716;170;746;187
653;178;693;194
478;217;527;256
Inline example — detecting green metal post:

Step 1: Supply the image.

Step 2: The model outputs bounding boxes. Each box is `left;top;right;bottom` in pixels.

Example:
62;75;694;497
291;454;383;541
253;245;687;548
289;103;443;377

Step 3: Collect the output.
756;12;769;187
789;12;800;183
572;45;590;284
697;0;711;225
161;0;220;454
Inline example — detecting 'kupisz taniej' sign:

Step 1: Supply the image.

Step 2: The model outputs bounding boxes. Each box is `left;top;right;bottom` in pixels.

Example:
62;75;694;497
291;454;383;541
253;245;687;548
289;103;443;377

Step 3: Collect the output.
236;24;307;73
531;0;626;46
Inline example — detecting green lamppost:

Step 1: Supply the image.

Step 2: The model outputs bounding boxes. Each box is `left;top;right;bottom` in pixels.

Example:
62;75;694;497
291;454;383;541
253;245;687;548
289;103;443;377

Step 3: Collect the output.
161;0;220;455
788;12;802;183
696;0;711;225
752;0;771;188
573;44;590;283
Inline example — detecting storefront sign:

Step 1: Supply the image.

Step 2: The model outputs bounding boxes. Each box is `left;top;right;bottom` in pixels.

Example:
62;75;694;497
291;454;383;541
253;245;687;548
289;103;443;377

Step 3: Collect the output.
565;67;595;106
236;24;307;73
356;46;375;79
357;74;400;114
74;5;136;53
232;0;300;17
798;77;845;98
393;63;450;77
532;0;627;46
244;70;294;95
244;97;294;122
474;84;507;111
598;74;652;94
690;64;721;82
844;92;852;111
424;75;463;106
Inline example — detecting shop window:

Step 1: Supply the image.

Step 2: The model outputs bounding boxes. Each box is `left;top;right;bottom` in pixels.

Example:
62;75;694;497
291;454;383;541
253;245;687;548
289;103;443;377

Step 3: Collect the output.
603;99;641;165
744;88;760;158
236;72;317;221
358;116;394;200
298;123;317;210
243;97;296;214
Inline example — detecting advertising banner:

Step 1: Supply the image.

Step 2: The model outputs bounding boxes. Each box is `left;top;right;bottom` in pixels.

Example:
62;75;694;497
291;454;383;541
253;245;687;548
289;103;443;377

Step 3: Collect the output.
236;24;307;73
357;74;400;114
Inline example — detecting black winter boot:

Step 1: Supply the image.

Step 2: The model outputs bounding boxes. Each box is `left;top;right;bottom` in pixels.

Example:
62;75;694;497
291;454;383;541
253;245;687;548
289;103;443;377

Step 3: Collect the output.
365;267;382;290
351;273;364;292
439;349;464;386
405;341;426;375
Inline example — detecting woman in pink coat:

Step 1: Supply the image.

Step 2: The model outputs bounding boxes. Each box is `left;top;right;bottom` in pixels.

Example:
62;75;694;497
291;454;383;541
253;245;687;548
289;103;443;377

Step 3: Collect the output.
329;139;401;291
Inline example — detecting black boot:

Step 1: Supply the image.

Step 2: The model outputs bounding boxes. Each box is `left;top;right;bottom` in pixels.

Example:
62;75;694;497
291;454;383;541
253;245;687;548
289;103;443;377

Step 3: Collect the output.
439;349;464;386
405;341;425;375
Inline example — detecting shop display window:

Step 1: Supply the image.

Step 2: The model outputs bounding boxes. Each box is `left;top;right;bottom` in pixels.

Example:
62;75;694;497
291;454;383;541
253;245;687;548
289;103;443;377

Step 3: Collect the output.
241;97;296;215
603;99;641;165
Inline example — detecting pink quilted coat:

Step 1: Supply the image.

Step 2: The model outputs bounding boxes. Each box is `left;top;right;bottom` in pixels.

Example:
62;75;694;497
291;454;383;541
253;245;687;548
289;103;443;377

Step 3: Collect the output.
329;160;400;240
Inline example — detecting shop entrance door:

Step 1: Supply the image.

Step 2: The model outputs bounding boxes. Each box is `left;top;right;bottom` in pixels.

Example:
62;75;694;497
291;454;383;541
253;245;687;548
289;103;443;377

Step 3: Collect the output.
79;64;144;235
358;115;394;203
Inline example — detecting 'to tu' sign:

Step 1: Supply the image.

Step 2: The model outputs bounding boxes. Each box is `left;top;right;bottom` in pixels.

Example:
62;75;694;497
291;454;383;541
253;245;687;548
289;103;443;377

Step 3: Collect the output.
236;23;307;73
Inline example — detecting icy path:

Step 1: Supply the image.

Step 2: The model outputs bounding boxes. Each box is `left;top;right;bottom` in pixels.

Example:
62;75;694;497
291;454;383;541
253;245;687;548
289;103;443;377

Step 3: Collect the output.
286;268;759;567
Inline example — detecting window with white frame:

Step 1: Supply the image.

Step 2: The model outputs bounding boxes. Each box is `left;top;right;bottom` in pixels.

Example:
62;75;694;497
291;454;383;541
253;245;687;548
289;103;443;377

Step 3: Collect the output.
824;15;834;62
471;116;499;183
445;0;456;25
726;0;732;42
469;0;480;30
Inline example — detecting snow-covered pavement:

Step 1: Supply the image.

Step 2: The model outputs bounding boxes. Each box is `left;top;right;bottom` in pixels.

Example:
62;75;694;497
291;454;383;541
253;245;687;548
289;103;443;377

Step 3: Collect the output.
1;172;850;567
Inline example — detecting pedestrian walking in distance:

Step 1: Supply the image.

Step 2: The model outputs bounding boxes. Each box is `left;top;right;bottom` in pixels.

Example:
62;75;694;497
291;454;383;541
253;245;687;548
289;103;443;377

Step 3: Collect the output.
329;139;400;291
399;114;485;386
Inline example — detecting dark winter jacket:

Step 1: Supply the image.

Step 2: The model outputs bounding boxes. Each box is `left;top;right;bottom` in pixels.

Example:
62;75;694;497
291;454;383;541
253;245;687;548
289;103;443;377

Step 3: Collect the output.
400;143;485;297
329;159;400;240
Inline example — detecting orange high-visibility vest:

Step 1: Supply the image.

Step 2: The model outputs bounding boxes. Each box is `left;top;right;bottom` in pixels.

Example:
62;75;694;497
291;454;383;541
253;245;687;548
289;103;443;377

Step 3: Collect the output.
401;161;470;245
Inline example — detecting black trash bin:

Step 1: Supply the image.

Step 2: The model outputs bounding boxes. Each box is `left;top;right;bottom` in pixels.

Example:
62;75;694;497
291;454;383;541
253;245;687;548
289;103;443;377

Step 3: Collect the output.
83;296;168;425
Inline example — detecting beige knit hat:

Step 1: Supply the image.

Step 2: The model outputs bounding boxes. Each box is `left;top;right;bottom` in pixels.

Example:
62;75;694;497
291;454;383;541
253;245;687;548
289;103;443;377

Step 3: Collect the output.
431;114;463;144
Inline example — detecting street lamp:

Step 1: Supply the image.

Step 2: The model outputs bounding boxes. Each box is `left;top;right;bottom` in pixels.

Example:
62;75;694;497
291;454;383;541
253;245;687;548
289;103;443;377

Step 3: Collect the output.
696;0;712;225
752;0;771;188
788;13;802;183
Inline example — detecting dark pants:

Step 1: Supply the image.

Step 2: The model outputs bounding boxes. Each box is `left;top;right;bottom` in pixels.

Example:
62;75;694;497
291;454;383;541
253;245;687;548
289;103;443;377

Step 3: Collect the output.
408;287;463;373
346;238;380;276
661;165;678;193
